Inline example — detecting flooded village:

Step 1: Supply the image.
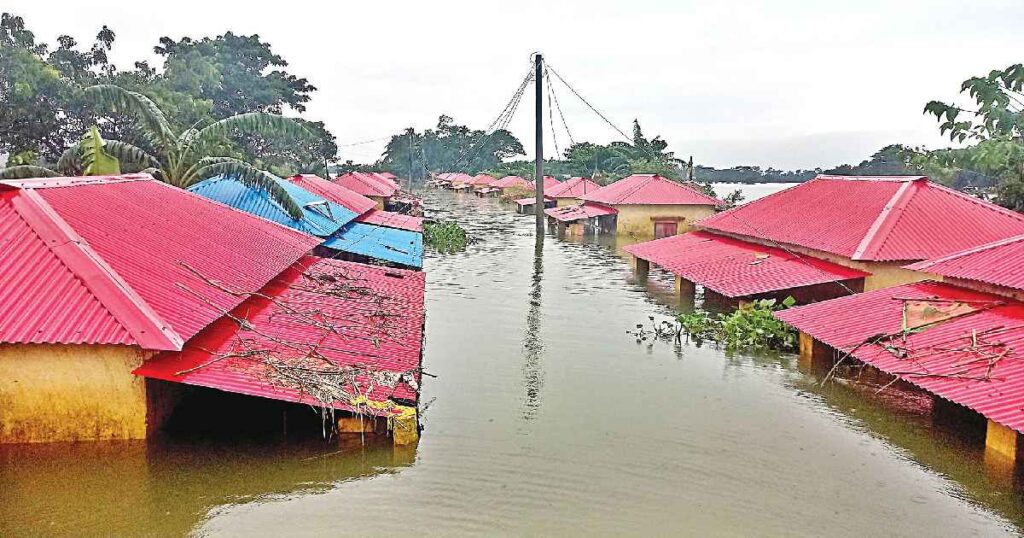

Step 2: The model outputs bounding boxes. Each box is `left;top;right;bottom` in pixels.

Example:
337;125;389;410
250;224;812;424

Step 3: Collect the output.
5;2;1024;536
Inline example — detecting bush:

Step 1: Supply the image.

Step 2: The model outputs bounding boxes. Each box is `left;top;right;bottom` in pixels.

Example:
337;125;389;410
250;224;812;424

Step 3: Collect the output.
423;221;468;253
674;297;798;351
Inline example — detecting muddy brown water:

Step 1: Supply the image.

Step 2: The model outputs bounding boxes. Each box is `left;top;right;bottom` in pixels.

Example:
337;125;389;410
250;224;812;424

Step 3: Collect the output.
3;187;1024;537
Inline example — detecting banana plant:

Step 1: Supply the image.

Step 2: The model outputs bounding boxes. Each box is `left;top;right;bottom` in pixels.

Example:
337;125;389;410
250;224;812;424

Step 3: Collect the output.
1;84;310;218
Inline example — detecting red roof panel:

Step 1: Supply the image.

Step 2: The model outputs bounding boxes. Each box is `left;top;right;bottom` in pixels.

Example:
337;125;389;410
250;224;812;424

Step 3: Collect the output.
333;172;399;198
776;281;1024;433
625;231;868;297
355;209;423;232
546;177;601;199
906;235;1024;292
287;174;376;215
581;174;722;206
544;202;618;222
492;176;532;189
0;175;319;349
699;175;1024;262
134;256;425;414
468;174;498;186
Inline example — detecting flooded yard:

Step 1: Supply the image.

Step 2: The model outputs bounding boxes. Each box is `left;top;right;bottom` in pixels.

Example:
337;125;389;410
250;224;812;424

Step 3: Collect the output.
3;187;1024;537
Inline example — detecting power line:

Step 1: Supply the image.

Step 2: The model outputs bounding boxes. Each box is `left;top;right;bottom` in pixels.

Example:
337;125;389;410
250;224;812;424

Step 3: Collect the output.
546;62;632;144
547;72;576;147
544;68;561;159
336;135;394;148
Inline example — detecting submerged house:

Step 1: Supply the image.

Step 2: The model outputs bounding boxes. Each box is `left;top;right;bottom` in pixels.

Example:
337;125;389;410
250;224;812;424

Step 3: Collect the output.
288;174;422;232
625;175;1024;306
333;172;401;209
0;174;424;445
547;174;722;238
190;175;423;269
491;175;532;193
546;177;601;206
776;235;1024;466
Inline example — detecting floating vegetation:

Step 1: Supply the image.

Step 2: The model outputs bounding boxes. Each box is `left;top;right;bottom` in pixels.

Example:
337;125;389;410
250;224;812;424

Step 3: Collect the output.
424;221;469;253
631;297;798;351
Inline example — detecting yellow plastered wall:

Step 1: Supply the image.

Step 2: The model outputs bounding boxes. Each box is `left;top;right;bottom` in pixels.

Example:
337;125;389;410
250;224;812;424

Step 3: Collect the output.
614;204;718;238
0;344;153;443
697;230;930;292
369;196;387;210
555;198;578;207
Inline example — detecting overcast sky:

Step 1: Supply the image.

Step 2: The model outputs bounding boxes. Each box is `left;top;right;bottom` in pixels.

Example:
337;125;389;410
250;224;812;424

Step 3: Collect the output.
6;0;1022;169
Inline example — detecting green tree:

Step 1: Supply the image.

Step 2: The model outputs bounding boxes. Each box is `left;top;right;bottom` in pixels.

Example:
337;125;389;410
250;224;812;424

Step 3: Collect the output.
1;84;310;217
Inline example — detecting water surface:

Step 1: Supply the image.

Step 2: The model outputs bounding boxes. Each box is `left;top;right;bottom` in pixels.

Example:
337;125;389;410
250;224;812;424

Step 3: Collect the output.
3;186;1023;537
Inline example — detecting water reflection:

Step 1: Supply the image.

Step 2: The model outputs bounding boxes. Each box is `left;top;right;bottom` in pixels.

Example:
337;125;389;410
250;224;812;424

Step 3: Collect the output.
0;436;414;537
521;233;546;422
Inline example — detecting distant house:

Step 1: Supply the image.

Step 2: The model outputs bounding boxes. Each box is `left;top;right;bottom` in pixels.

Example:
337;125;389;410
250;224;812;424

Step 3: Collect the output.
287;174;422;232
545;177;601;207
567;174;722;238
333;172;401;209
491;175;532;193
776;235;1024;467
625;175;1024;306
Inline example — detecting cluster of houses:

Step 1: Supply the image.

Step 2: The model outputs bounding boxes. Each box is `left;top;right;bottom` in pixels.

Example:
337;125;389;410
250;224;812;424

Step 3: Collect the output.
0;170;426;446
432;172;723;239
438;169;1024;469
623;174;1024;468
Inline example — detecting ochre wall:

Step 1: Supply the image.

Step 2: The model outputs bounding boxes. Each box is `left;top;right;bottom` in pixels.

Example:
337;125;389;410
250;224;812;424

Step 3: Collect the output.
555;198;579;207
0;344;154;443
369;196;386;210
696;230;930;291
614;204;717;238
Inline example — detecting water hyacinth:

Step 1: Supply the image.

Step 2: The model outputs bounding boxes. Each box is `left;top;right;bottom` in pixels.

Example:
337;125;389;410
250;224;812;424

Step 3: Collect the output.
424;221;469;253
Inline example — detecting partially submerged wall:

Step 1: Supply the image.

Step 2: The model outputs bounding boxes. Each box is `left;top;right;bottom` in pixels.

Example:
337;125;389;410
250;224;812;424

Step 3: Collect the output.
0;344;155;443
615;205;717;238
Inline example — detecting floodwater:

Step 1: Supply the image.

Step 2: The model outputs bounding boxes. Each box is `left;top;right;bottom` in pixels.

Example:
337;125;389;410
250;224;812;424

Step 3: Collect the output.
4;184;1024;536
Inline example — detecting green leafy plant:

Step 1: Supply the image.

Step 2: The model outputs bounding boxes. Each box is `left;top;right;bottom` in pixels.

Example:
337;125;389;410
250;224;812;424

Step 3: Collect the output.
423;221;468;253
673;296;798;351
0;84;311;218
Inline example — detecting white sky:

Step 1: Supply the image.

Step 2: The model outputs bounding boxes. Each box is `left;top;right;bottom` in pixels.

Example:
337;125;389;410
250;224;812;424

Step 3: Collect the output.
6;0;1022;169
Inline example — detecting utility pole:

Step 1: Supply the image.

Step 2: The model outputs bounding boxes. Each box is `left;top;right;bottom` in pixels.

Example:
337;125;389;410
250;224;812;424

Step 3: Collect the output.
534;53;545;235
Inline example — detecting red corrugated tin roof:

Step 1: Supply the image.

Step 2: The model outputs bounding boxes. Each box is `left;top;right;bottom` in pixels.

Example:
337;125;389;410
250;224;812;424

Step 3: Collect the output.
544;202;618;222
698;175;1024;262
581;174;723;206
906;235;1024;292
333;172;400;198
355;209;423;232
287;174;377;215
0;175;319;350
446;173;475;185
624;231;869;297
493;175;532;189
531;176;561;190
134;256;425;414
546;177;601;199
776;281;1024;433
468;174;498;186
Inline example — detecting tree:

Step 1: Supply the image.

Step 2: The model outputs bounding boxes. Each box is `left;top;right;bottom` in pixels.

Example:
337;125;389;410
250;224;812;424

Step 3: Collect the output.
1;84;310;218
923;64;1024;209
376;116;526;179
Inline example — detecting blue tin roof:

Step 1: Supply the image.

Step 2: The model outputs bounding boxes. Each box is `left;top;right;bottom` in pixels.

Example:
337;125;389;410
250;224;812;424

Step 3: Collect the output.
323;222;423;268
188;175;357;237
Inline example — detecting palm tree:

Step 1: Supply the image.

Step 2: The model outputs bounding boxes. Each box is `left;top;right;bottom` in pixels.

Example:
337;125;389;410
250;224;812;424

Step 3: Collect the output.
0;84;308;217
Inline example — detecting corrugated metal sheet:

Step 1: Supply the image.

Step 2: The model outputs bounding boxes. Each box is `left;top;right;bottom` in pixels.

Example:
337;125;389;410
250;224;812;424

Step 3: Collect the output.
287;174;376;215
581;174;722;206
546;177;601;199
492;176;532;189
0;193;132;346
469;174;498;186
0;175;319;348
776;281;1024;433
906;235;1024;292
698;175;1024;262
334;172;400;198
189;175;356;237
544;202;618;222
515;196;552;207
355;209;423;232
531;176;561;190
323;222;424;268
134;256;425;414
625;231;868;297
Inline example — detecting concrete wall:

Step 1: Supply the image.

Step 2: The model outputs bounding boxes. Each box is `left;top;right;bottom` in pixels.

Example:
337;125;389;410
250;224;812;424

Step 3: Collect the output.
555;198;578;207
614;204;718;238
0;344;157;443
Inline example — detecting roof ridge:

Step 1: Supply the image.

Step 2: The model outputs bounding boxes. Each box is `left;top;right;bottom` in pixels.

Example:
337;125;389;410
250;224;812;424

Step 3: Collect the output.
851;178;922;260
9;189;184;350
906;233;1024;271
